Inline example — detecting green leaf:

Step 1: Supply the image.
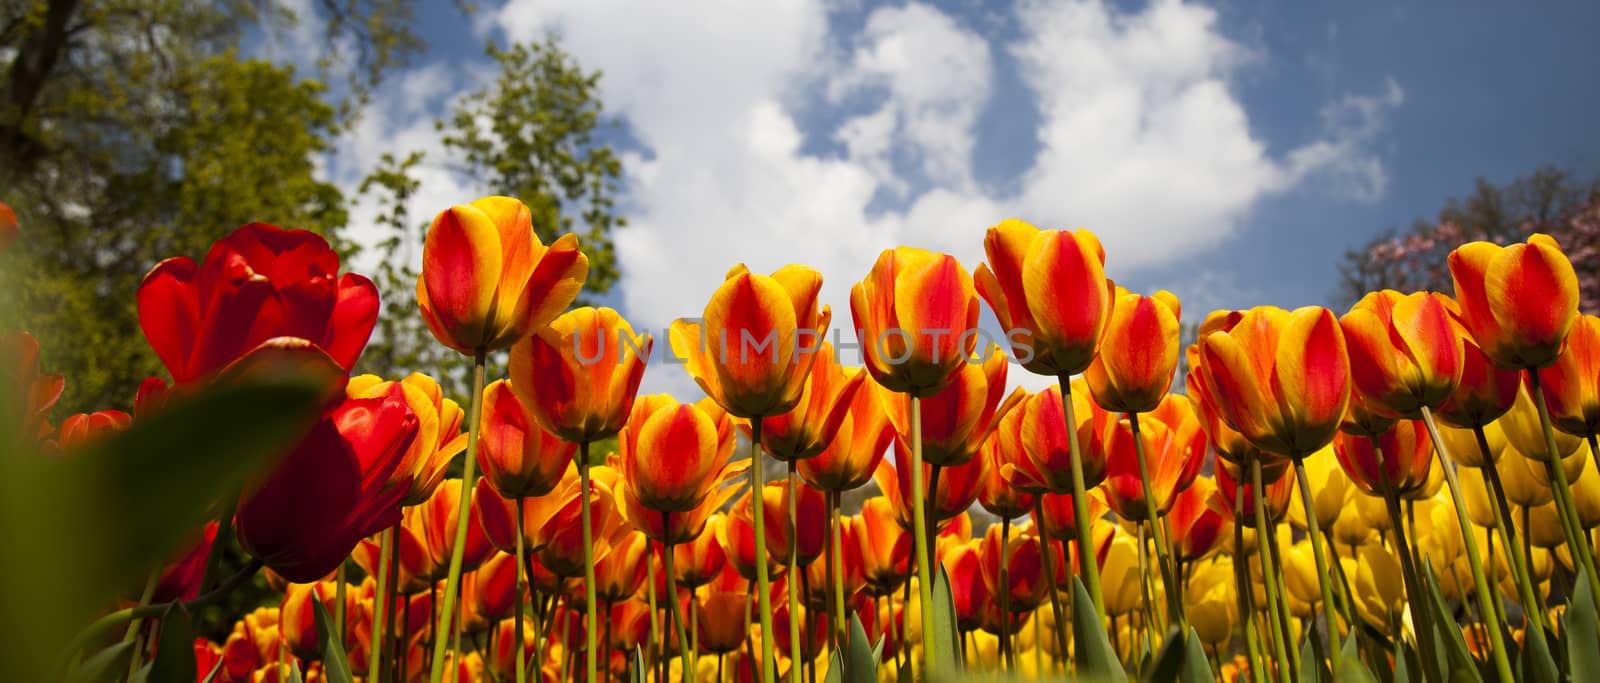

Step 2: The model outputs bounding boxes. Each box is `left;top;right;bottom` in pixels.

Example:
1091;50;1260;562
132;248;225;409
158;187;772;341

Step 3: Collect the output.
1180;629;1214;683
929;566;960;673
842;613;881;683
146;603;197;683
1;371;325;681
630;646;646;683
1071;576;1122;678
1519;619;1558;683
1334;630;1377;683
1419;561;1484;683
1567;568;1600;682
66;641;135;683
1142;626;1185;683
287;660;305;683
313;595;355;683
199;656;225;683
1393;640;1412;683
1300;637;1322;683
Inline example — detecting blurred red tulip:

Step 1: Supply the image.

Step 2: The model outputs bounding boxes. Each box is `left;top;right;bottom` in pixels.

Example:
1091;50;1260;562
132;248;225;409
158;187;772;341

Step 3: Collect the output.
2;331;64;441
138;223;377;384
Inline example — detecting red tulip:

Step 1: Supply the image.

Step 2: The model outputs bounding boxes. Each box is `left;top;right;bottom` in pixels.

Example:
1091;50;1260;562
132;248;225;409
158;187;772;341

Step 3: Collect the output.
1530;314;1600;437
235;385;417;583
510;307;651;445
1169;477;1228;562
54;410;132;453
796;372;895;492
417;196;589;354
942;542;988;631
1340;290;1463;417
883;347;1018;467
976;418;1035;520
759;481;827;566
348;372;467;505
755;341;865;461
717;495;764;582
999;381;1111;493
873;451;987;532
979;525;1049;613
673;514;729;589
1448;233;1580;370
152;520;218;603
1436;298;1519;429
856;498;912;597
406;478;495;580
467;551;519;627
138;223;378;384
1035;489;1109;544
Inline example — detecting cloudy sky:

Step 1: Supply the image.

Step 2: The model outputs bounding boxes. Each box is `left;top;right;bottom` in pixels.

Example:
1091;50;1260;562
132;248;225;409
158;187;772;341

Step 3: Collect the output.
274;0;1598;396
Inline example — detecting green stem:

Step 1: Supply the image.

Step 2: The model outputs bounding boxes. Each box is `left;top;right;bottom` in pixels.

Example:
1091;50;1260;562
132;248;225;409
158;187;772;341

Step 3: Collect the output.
1324;530;1356;635
579;443;599;683
335;563;347;647
907;394;937;675
1289;457;1343;677
1056;375;1105;610
1235;482;1265;683
121;567;161;678
1370;436;1442;683
368;527;392;680
1260;515;1298;683
1129;411;1184;632
646;541;661;678
1480;438;1549;643
786;464;803;682
1418;406;1514;682
1032;497;1070;669
1526;370;1600;613
750;419;778;683
75;559;263;650
1250;460;1292;683
515;497;528;683
829;491;846;654
428;350;487;683
998;516;1012;673
665;513;696;677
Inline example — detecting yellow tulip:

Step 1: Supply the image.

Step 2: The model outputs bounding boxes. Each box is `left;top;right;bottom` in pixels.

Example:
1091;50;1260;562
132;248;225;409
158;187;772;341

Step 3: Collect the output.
1354;543;1408;637
1499;384;1587;483
1186;558;1238;646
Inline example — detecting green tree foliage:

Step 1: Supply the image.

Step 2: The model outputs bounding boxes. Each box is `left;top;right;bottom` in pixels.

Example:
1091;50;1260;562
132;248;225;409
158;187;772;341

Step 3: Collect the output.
354;37;629;403
439;37;627;301
1334;165;1600;308
0;0;420;414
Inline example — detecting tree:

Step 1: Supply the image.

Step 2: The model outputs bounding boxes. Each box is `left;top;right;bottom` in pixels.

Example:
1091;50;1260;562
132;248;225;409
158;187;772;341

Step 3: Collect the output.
354;36;628;403
1333;166;1600;309
0;0;421;414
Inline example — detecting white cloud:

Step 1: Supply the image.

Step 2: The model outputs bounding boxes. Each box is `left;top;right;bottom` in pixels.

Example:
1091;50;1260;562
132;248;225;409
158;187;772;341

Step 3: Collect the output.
306;0;1406;398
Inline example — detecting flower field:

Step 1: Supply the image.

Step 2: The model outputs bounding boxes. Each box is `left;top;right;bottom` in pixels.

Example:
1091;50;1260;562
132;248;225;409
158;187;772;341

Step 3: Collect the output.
3;197;1598;682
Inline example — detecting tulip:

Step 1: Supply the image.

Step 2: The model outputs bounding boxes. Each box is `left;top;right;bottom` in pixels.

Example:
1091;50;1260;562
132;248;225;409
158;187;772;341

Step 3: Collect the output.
976;414;1035;521
796;372;895;493
416;196;588;354
1186;558;1238;647
942;542;989;634
405;479;494;580
1352;543;1407;637
1169;477;1228;563
883;346;1017;468
1099;530;1147;618
1334;420;1434;499
979;526;1049;615
235;386;417;583
53;410;132;453
1102;394;1206;522
1086;290;1183;414
508;306;650;683
1;331;64;443
857;498;913;598
151;521;219;604
1531;314;1600;438
873;453;986;533
1448;233;1579;371
1435;299;1519;431
281;581;357;661
347;373;467;506
0;201;15;253
697;589;750;656
475;379;575;500
1340;291;1463;417
758;481;827;568
138;223;378;385
672;514;729;590
466;552;518;627
592;530;649;604
999;382;1109;494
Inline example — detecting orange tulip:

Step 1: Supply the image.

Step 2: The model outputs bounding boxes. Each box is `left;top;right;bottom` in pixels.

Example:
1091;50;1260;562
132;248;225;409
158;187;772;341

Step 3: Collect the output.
874;450;988;532
883;346;1020;467
857;498;912;597
1214;464;1296;524
417;196;589;354
850;247;981;398
1035;490;1109;546
759;481;827;566
474;465;585;556
510;306;652;445
1086;290;1183;413
1101;393;1207;521
1531;314;1600;437
1169;477;1228;561
697;575;751;655
280;581;357;661
1448;233;1580;370
538;467;627;578
617;462;745;546
1436;298;1519;430
999;381;1111;493
353;525;430;595
475;378;576;499
1186;312;1286;481
347;372;468;506
796;372;895;492
618;395;738;513
942;542;989;632
1340;290;1463;417
717;496;763;582
467;552;518;627
1197;305;1351;458
672;513;729;589
3;331;65;442
1334;420;1435;498
976;422;1035;520
670;264;830;418
803;515;862;605
592;530;649;603
976;219;1112;376
772;592;828;663
979;525;1049;613
754;341;864;461
404;479;495;581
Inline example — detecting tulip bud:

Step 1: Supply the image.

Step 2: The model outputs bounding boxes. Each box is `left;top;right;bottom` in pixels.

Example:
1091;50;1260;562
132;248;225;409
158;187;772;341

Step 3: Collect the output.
977;220;1112;376
1197;306;1351;458
510;307;652;445
1448;233;1580;370
1086;290;1182;414
852;247;981;398
1340;291;1463;417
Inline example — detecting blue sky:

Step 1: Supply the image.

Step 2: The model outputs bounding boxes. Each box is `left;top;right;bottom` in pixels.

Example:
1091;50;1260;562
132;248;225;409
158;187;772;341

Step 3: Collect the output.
276;0;1599;395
